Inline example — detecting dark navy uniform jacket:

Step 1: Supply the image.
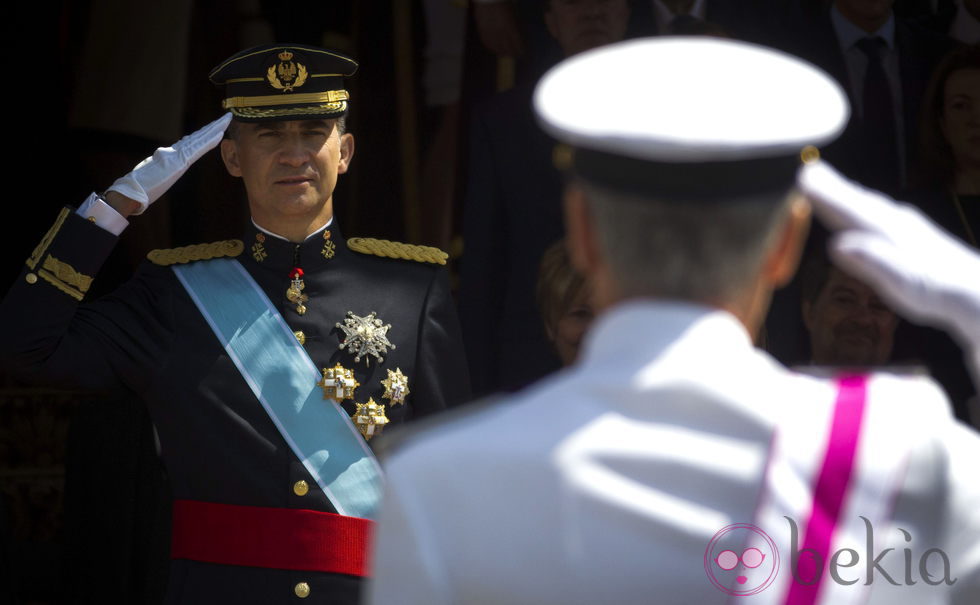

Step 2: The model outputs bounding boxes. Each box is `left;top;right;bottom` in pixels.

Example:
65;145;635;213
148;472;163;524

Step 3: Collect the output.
0;209;471;604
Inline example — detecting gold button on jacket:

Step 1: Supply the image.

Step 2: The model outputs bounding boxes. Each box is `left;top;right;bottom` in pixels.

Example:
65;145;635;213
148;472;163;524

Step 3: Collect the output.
293;480;309;496
294;582;310;598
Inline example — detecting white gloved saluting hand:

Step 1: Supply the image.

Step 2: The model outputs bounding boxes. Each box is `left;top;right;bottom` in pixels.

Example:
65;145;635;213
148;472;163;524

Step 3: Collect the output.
106;112;233;214
798;160;980;391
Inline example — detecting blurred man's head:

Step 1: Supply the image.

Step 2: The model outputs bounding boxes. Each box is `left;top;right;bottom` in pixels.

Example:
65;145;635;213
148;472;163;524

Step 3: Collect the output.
801;259;898;366
545;0;630;57
569;182;807;337
535;38;848;335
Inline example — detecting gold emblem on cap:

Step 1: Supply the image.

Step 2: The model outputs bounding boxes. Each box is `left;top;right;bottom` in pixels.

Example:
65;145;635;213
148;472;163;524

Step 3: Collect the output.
318;363;359;402
336;311;395;365
267;49;308;93
352;398;389;441
381;368;410;406
800;145;820;164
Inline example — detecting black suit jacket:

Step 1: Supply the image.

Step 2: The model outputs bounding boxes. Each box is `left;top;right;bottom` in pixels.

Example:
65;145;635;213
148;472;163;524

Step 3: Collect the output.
0;210;471;604
636;0;805;41
457;85;564;397
782;12;956;194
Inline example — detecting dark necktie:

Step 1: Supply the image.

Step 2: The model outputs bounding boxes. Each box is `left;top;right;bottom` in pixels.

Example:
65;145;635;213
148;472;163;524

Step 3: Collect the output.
667;14;700;35
855;36;900;193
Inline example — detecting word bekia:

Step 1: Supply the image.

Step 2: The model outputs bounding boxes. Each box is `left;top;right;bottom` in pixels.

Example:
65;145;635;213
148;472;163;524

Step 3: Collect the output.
786;516;956;586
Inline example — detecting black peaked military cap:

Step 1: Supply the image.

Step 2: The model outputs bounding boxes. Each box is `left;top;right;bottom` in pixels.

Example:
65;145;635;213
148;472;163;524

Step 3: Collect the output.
209;43;358;122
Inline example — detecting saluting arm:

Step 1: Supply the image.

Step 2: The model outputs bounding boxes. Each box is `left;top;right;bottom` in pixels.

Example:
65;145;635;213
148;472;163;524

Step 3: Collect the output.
0;114;232;390
799;161;980;425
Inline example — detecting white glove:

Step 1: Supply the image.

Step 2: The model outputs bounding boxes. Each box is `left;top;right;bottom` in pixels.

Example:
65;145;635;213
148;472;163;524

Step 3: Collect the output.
106;112;233;214
798;161;980;379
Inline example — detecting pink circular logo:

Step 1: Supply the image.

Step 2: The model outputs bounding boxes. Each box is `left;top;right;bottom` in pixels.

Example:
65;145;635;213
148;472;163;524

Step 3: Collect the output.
704;523;780;596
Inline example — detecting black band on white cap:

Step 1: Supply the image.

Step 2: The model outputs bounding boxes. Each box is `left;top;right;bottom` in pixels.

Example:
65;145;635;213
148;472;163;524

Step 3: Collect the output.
534;38;849;200
572;148;801;199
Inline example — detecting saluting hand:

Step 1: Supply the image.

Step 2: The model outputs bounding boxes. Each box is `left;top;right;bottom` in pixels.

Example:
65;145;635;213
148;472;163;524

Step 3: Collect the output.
104;112;234;216
799;161;980;387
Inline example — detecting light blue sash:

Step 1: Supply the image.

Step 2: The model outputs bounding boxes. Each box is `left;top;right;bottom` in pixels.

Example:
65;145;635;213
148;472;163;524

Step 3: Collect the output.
173;258;382;519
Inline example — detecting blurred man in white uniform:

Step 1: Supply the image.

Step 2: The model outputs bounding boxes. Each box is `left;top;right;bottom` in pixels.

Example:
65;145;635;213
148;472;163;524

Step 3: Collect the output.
368;38;980;605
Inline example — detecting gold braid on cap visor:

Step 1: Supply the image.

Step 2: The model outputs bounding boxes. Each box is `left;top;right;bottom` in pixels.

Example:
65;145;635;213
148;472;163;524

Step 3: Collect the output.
222;89;349;109
230;101;348;119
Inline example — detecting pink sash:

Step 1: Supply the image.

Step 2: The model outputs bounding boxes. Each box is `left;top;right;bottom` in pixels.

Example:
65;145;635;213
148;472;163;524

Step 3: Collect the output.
783;374;868;605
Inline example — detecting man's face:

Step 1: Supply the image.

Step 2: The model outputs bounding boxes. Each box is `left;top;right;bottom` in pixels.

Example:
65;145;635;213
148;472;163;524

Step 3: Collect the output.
220;119;354;228
834;0;895;26
545;0;630;58
941;68;980;170
802;268;898;366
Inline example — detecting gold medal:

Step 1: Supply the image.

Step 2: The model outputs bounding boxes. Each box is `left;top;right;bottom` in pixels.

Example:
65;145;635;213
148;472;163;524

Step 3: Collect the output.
352;398;389;441
336;311;395;365
286;267;309;315
381;368;410;406
318;363;359;402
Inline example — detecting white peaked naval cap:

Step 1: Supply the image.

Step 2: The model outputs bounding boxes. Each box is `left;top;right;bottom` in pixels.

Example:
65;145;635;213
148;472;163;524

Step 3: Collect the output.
534;37;851;198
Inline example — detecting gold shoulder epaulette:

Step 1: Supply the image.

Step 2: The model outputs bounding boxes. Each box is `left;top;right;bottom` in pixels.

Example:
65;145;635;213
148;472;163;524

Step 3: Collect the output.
347;237;448;266
147;240;244;266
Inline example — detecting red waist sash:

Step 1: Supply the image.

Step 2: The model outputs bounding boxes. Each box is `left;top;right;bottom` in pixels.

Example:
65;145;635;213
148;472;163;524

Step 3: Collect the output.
170;499;373;577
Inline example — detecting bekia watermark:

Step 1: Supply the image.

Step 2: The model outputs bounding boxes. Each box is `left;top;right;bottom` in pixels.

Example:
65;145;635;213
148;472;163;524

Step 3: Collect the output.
704;517;956;596
704;523;780;596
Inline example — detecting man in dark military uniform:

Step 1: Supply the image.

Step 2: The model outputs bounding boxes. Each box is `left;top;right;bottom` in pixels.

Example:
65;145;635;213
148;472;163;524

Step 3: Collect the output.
0;44;470;604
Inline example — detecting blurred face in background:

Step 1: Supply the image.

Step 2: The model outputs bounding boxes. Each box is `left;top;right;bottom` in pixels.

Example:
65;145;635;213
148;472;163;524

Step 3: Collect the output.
833;0;894;32
538;240;595;367
551;290;594;366
966;0;980;21
941;68;980;171
545;0;630;57
803;268;898;366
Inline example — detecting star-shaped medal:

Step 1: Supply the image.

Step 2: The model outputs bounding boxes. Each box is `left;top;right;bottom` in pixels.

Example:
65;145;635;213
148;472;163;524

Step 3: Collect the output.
335;311;395;365
318;363;359;402
352;398;389;441
381;368;410;406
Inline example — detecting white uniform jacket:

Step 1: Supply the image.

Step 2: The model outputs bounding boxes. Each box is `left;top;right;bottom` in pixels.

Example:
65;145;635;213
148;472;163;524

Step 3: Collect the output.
368;302;980;605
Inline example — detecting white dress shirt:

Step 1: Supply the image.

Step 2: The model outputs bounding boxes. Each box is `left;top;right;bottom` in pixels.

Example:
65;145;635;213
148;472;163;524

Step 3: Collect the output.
652;0;707;34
